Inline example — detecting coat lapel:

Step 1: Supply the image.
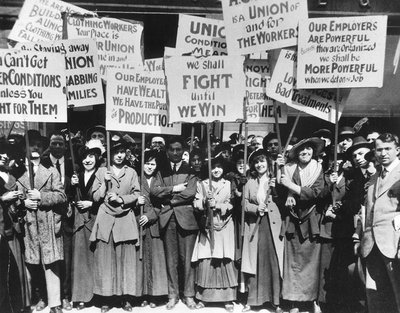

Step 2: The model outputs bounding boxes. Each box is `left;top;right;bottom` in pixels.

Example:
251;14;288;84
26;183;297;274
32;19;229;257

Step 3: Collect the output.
34;164;51;191
377;163;400;198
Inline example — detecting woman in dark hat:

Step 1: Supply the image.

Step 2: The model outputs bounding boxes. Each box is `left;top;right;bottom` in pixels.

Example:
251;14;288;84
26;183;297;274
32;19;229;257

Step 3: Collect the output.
90;136;141;312
277;137;325;313
0;141;30;313
191;155;237;312
136;149;168;308
70;139;104;309
241;149;283;313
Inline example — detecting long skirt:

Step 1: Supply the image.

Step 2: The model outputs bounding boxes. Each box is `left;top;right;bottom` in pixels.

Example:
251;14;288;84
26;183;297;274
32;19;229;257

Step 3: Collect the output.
318;238;362;305
282;231;321;302
138;228;168;296
194;258;237;302
245;214;281;306
72;225;95;302
93;238;140;296
7;234;30;308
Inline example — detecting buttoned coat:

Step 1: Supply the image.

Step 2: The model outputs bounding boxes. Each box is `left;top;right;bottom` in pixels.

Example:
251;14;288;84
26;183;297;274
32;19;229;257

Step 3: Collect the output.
90;165;140;243
16;163;67;264
361;163;400;259
150;163;199;231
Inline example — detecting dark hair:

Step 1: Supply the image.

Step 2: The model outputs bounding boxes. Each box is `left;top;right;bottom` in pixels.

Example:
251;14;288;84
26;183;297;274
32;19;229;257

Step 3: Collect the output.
249;151;272;178
375;133;399;147
167;136;186;148
190;148;204;161
144;149;159;164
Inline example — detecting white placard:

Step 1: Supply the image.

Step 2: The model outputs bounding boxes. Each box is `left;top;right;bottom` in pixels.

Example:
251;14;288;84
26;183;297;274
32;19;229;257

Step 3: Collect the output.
0;49;67;122
164;56;246;123
297;16;387;88
222;0;308;55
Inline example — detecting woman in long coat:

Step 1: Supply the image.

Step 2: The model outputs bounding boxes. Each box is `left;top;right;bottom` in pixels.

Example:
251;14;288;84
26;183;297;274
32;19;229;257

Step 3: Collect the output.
70;139;104;309
191;155;237;312
241;149;283;312
277;137;325;313
136;149;168;307
90;137;140;313
0;141;30;313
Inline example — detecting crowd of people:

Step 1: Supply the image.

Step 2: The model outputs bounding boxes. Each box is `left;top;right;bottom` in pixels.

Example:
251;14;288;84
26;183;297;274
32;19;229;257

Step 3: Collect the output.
0;124;399;313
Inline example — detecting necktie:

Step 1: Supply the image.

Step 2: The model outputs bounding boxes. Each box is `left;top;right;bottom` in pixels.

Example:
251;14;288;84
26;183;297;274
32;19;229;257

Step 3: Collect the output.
381;168;388;180
172;163;177;174
30;162;35;178
55;160;61;178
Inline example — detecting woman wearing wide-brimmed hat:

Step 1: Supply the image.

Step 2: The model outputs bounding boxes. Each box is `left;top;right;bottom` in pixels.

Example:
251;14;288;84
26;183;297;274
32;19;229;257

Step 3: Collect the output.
191;155;237;312
240;149;283;313
70;139;104;310
277;137;325;313
90;135;141;312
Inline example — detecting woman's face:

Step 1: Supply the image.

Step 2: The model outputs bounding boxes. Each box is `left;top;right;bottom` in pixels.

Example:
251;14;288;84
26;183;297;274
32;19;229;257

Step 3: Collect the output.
144;157;157;176
236;159;245;175
190;155;203;172
82;153;96;171
254;156;268;175
298;145;313;164
112;148;126;166
211;163;224;179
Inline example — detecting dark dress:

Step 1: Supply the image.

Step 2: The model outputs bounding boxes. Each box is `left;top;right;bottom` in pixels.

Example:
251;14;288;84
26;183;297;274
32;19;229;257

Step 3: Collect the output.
71;170;99;303
136;176;168;297
280;162;324;302
0;173;30;312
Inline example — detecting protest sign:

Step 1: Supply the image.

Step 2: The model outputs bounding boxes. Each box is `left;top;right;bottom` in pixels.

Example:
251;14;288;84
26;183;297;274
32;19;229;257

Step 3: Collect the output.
145;58;164;72
244;59;287;123
176;14;227;57
68;17;144;78
222;0;308;55
8;0;91;43
15;39;104;108
106;68;181;135
297;15;387;89
267;49;346;123
164;56;245;123
0;49;67;123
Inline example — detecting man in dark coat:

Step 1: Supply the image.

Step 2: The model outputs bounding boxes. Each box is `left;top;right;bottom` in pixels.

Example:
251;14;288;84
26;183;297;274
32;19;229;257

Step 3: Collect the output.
41;132;75;310
150;136;199;310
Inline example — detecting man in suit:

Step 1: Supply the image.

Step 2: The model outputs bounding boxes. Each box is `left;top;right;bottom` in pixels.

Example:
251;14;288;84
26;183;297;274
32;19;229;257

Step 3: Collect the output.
360;133;400;313
41;132;75;311
17;130;67;313
150;136;199;310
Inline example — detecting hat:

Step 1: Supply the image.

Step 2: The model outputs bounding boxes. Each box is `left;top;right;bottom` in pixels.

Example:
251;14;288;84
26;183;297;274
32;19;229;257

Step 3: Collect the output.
25;129;43;143
86;125;106;141
79;139;105;158
232;144;245;161
248;148;270;164
339;126;355;139
214;142;231;156
262;132;278;150
288;137;325;160
345;136;371;158
110;134;127;152
313;129;332;139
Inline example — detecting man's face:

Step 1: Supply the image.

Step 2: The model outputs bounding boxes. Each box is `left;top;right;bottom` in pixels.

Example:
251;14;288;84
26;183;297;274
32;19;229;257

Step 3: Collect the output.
190;155;203;172
375;139;399;166
151;137;165;152
167;142;184;164
339;137;353;152
91;131;105;145
29;139;44;158
352;147;370;169
49;135;66;159
266;139;279;155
